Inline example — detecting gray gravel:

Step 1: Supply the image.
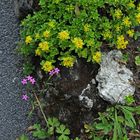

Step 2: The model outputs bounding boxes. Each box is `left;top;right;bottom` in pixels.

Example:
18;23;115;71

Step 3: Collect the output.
0;0;31;139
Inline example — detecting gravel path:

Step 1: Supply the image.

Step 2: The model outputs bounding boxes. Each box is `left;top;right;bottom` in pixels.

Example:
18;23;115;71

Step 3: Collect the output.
0;0;31;139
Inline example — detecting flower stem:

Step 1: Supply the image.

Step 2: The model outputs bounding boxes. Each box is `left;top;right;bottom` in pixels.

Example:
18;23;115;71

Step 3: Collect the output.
33;92;48;124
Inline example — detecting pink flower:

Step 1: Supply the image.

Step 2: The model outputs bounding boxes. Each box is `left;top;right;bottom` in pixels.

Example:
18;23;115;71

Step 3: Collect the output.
27;75;33;81
54;68;60;74
30;78;36;85
49;68;60;76
21;79;27;85
22;94;29;101
49;70;55;76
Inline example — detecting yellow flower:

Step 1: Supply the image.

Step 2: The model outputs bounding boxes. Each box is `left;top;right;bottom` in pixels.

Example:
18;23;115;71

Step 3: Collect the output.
102;31;112;39
116;35;128;49
84;24;90;32
39;41;49;52
114;9;123;19
42;61;54;72
127;1;135;8
58;30;70;40
123;17;131;27
127;29;134;37
136;13;140;24
35;33;40;39
25;36;32;44
72;37;84;49
93;52;102;63
35;48;41;56
43;30;50;38
62;57;75;68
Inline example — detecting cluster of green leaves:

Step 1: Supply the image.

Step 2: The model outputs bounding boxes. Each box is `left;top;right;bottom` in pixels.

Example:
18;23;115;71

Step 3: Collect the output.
19;0;140;72
32;117;80;140
84;96;140;140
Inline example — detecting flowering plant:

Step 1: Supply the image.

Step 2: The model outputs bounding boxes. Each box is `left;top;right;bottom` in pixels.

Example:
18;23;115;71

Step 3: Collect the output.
19;0;140;73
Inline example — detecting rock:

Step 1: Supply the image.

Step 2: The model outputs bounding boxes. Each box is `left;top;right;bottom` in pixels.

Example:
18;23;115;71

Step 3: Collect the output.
44;58;107;131
14;0;39;20
96;50;135;104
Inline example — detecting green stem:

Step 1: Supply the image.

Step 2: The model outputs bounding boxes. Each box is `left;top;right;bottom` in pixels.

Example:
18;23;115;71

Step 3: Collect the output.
34;92;48;125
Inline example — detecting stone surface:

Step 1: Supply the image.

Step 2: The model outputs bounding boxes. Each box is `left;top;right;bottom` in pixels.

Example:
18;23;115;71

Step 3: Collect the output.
0;0;32;139
42;59;107;136
96;50;135;104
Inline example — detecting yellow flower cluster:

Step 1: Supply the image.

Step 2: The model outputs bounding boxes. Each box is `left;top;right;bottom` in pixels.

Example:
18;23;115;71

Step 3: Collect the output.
127;29;134;37
116;35;128;49
114;9;123;19
72;37;84;49
127;1;135;8
25;36;32;44
93;52;102;63
123;17;131;27
35;41;49;56
136;13;140;24
102;31;112;39
62;57;75;67
42;61;54;72
58;30;70;40
43;30;50;38
84;24;90;32
35;48;41;56
38;41;49;52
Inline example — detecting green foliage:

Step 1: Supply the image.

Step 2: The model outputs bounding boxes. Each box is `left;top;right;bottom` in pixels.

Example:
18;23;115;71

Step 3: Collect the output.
135;56;140;66
47;117;60;135
17;134;29;140
84;103;140;140
19;0;140;73
23;62;35;75
31;118;80;140
56;124;70;140
125;95;135;105
32;124;48;139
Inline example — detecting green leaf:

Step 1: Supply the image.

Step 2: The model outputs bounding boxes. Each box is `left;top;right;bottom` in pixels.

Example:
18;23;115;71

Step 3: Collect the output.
135;56;140;66
47;117;60;128
58;134;70;140
32;124;48;139
18;134;29;140
56;124;70;135
39;0;46;8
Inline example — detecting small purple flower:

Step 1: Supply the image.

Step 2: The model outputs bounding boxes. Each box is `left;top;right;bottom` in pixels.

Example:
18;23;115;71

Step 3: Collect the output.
27;75;33;81
21;79;27;85
49;70;55;76
22;94;29;101
30;78;36;85
54;68;60;74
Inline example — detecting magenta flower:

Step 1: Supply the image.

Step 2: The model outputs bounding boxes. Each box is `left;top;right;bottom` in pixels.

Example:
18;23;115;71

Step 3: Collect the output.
30;78;36;85
49;70;55;76
54;68;60;74
21;79;27;85
27;75;33;81
22;94;29;101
